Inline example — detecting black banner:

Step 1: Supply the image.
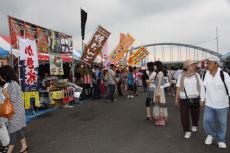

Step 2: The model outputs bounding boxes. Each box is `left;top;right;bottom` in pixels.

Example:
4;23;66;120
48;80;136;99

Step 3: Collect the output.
81;8;87;40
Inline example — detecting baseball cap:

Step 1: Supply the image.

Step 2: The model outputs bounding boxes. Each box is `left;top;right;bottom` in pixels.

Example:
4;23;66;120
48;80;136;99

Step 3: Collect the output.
207;56;220;65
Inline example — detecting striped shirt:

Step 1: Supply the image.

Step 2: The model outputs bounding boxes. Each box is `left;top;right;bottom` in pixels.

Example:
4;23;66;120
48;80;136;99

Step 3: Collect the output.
6;81;26;134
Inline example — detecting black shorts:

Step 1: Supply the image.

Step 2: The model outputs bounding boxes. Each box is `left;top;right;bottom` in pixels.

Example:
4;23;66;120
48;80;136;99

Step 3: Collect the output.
9;128;26;145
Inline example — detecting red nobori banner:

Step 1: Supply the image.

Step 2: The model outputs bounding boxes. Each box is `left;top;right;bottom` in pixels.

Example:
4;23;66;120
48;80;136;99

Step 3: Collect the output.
81;26;110;64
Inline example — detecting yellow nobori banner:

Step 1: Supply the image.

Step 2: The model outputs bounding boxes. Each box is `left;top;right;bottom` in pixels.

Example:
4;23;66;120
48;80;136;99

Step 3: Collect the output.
109;33;135;63
128;46;149;65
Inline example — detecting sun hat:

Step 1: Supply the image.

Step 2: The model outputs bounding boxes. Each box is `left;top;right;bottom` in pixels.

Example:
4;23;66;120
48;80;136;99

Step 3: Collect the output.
183;60;196;68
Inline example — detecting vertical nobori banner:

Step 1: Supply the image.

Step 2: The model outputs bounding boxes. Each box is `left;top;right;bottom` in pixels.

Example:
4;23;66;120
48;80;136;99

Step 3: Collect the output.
18;38;39;91
133;48;149;65
81;8;87;40
81;26;110;64
128;47;149;65
120;33;126;43
109;33;135;64
50;54;64;75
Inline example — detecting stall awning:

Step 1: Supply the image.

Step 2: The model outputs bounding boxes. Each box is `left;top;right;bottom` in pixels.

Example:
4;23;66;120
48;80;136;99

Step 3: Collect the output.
0;35;11;57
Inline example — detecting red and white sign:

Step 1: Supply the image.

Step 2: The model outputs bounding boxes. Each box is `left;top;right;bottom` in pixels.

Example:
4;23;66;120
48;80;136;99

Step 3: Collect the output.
19;38;39;91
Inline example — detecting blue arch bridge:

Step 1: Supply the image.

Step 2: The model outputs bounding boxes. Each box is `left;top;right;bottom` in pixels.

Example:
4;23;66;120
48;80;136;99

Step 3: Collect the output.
132;43;229;65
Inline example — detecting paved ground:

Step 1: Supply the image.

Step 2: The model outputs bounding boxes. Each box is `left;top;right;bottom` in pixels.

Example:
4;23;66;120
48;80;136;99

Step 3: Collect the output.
18;90;230;153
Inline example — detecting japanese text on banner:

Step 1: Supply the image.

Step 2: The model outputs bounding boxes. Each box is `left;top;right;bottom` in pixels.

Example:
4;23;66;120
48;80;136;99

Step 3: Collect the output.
81;26;110;64
128;47;149;65
19;38;39;91
109;33;135;64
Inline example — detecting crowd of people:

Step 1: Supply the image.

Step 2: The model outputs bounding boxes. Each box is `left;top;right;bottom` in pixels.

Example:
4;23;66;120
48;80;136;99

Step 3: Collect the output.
144;57;230;149
0;56;229;152
74;63;143;102
75;56;230;149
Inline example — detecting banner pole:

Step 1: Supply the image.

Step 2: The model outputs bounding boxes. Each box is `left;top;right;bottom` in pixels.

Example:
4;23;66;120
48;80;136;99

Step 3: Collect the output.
72;52;75;83
7;15;13;67
80;40;90;66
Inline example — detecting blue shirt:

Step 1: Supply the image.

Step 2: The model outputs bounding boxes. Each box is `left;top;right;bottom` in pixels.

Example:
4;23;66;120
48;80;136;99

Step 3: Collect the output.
127;73;134;85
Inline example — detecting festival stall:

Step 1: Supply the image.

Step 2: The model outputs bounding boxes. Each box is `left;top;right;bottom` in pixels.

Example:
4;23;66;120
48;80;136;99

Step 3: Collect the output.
8;16;76;110
0;35;11;65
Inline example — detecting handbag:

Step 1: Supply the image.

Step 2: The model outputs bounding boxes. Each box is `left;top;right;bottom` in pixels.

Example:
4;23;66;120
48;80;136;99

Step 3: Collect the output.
183;88;200;108
0;86;15;119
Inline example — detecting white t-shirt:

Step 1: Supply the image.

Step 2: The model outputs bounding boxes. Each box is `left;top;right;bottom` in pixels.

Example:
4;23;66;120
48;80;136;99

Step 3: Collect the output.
203;68;230;109
176;73;205;101
147;71;156;88
174;70;183;81
108;68;115;85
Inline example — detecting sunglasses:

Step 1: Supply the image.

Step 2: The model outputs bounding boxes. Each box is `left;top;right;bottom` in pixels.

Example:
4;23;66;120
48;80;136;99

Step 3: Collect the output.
207;61;217;65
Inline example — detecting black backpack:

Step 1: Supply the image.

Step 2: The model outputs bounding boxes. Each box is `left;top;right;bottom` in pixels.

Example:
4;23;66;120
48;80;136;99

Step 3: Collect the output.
220;70;230;102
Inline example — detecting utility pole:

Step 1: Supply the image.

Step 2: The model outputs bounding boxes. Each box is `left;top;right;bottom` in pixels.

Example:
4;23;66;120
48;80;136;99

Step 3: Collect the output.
216;27;219;53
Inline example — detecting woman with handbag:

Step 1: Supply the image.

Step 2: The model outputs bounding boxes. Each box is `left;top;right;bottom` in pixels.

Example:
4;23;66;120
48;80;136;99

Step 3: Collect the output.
175;60;205;139
0;66;28;153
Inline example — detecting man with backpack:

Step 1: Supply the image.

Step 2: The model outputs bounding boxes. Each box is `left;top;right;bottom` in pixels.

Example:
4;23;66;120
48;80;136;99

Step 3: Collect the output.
203;56;230;149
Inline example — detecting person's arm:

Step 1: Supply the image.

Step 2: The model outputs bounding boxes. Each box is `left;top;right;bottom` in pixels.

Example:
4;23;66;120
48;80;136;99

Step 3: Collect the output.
175;74;182;106
197;74;205;107
168;72;172;84
155;72;163;102
175;87;180;107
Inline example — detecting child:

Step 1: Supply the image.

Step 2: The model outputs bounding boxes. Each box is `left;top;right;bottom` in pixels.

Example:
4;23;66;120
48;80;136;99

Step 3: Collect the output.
127;67;134;98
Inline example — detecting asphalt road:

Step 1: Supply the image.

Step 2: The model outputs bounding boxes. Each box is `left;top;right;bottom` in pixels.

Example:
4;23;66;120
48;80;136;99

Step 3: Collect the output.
20;90;230;153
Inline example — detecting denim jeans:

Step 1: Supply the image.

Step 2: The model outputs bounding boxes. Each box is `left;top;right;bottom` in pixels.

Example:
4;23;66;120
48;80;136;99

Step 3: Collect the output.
203;106;229;142
108;84;116;102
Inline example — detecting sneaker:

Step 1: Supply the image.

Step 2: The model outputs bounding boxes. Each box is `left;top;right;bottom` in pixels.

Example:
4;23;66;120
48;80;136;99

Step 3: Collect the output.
184;132;192;139
130;95;134;98
67;105;74;108
218;142;227;149
63;104;69;108
155;120;160;126
205;135;213;145
127;95;130;98
159;120;166;126
191;126;198;132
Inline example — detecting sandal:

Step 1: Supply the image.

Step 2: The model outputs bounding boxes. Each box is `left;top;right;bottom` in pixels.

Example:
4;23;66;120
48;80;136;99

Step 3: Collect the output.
144;117;153;120
20;147;28;153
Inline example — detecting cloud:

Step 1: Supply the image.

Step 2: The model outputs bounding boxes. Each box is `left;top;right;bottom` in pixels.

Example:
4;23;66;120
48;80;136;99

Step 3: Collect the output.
0;0;229;59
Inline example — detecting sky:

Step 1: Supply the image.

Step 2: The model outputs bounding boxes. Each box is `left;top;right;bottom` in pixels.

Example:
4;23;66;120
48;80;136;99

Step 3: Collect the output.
0;0;229;61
